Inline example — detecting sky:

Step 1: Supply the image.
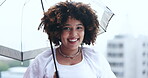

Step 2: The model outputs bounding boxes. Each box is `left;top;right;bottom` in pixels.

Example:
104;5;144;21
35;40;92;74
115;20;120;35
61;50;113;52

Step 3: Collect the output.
105;0;148;36
0;0;148;54
94;0;148;54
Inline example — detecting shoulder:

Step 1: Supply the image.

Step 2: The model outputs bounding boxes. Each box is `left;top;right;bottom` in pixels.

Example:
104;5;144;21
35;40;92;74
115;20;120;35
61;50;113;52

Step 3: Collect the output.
82;47;116;78
82;47;103;61
24;48;54;77
82;47;110;67
32;48;53;65
27;48;54;69
35;48;52;60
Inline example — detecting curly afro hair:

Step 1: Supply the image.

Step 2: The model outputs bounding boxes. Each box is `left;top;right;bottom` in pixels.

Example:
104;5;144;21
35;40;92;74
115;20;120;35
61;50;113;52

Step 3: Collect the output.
38;1;99;46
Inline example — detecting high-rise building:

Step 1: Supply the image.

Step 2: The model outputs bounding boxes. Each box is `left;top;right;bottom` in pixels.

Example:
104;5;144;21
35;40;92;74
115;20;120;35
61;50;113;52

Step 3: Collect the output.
107;35;148;78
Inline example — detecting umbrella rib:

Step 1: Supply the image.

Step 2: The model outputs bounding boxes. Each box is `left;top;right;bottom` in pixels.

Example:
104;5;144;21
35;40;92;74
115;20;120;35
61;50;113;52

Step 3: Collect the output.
0;0;6;6
41;0;45;13
19;0;32;61
20;1;26;58
99;25;106;32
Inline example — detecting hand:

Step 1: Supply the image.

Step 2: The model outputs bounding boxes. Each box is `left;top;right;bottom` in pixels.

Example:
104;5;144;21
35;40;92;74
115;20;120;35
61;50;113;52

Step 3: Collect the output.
53;72;56;78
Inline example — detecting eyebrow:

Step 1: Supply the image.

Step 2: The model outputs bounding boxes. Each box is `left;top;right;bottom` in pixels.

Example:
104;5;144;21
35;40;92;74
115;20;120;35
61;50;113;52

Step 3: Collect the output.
63;23;83;26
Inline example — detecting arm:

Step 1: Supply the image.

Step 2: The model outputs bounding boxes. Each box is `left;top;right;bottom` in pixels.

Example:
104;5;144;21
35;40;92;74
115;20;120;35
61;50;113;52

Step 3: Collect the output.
23;59;43;78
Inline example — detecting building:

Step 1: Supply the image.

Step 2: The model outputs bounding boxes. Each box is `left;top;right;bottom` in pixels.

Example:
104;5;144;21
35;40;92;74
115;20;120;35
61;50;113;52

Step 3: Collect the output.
107;35;148;78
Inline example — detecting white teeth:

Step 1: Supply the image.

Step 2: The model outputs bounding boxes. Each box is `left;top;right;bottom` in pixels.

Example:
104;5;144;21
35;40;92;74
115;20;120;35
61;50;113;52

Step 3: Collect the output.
69;39;77;42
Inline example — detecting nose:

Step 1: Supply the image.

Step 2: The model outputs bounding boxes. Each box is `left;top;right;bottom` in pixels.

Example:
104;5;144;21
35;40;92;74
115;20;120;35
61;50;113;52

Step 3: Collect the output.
70;28;77;37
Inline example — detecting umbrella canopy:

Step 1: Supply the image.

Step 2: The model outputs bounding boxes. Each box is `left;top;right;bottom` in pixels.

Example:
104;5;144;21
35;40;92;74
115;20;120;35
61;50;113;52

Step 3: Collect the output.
0;0;49;61
0;0;114;61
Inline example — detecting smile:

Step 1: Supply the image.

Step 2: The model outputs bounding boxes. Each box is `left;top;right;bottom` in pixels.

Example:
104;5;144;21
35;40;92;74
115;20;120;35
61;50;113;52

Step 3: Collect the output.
68;38;79;42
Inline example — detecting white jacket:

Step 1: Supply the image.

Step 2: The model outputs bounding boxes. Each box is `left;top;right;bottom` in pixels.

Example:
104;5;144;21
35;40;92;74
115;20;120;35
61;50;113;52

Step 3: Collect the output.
23;47;116;78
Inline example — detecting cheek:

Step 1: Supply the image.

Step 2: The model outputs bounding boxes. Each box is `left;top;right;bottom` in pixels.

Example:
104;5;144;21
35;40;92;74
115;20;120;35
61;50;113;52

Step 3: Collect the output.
81;31;85;38
60;32;68;40
79;31;85;41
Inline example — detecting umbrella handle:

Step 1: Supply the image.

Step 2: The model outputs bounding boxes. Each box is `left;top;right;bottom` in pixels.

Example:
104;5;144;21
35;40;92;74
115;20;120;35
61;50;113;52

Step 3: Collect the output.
40;0;59;78
49;35;59;78
55;71;59;78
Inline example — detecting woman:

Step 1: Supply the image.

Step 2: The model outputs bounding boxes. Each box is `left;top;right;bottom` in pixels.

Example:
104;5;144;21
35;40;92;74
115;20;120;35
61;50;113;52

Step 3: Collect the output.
24;1;116;78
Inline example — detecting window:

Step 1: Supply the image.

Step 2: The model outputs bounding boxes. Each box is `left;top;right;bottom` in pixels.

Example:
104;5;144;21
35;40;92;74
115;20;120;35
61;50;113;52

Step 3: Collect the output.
143;43;145;47
113;71;124;77
143;61;146;65
108;43;116;48
108;43;124;48
143;70;146;75
109;62;124;67
143;52;146;57
119;43;123;48
107;53;123;57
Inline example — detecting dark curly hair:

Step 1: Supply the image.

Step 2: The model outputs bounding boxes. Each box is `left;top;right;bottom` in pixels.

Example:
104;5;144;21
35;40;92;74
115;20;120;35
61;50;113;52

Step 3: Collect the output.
38;1;99;46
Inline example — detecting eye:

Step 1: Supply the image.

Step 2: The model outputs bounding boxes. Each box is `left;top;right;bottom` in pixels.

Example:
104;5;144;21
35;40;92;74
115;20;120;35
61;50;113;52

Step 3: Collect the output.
62;27;71;31
76;27;83;29
76;24;84;30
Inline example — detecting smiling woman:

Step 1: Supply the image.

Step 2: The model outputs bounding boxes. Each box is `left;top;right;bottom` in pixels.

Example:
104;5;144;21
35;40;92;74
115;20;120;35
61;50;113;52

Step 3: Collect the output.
38;1;99;46
23;1;116;78
60;17;85;50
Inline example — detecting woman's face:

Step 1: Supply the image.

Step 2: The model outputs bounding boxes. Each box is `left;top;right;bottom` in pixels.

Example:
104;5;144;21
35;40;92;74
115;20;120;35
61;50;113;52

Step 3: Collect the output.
60;18;84;50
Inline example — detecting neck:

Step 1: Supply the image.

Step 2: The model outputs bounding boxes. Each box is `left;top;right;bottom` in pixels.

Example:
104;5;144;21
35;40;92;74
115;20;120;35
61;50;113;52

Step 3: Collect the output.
60;45;79;56
56;46;82;65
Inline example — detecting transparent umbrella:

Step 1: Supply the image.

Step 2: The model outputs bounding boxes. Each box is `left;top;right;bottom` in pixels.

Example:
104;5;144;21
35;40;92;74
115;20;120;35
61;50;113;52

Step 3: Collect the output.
0;0;49;61
0;0;114;62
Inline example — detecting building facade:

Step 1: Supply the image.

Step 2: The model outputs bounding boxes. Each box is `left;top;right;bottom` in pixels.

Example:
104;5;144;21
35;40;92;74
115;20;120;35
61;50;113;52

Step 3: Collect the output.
107;35;148;78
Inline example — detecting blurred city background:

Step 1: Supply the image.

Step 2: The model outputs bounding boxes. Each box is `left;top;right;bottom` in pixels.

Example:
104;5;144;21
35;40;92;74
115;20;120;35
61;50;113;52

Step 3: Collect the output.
0;0;148;78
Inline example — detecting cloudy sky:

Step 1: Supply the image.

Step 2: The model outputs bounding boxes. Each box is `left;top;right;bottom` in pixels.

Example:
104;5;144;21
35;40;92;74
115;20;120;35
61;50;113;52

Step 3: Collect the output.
105;0;148;36
95;0;148;53
0;0;148;54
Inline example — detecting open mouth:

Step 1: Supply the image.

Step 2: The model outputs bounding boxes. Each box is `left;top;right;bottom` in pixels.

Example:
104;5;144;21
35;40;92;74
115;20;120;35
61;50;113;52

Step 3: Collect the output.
68;38;79;42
